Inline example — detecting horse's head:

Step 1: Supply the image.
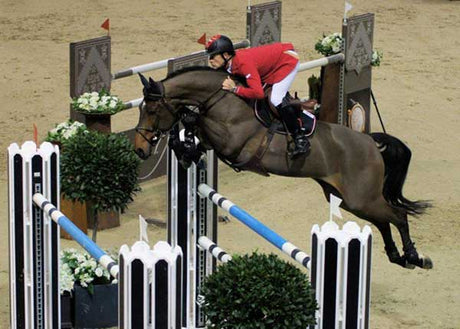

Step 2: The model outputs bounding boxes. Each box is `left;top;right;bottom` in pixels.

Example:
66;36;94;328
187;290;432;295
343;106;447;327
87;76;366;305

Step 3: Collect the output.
135;73;178;159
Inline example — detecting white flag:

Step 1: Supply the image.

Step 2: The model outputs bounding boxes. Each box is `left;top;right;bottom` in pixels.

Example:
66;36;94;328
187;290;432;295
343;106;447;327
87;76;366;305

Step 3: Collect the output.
139;214;149;243
330;194;343;220
344;1;353;20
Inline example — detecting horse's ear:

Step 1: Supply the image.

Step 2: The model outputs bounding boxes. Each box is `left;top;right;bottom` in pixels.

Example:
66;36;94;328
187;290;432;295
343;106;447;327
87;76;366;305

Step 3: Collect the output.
138;73;150;88
148;78;163;96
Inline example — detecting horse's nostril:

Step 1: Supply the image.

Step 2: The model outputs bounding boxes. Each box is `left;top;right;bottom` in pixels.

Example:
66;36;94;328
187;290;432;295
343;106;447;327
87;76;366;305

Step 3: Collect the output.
135;148;146;159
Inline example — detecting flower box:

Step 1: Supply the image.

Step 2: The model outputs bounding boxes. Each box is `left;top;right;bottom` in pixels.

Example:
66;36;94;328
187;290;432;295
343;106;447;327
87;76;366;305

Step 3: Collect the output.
73;283;118;328
61;292;73;329
70;109;112;134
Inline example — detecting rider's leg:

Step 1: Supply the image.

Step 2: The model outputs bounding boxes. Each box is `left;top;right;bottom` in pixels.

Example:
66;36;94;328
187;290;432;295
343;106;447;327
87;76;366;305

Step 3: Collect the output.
271;62;310;157
270;62;299;107
277;103;311;156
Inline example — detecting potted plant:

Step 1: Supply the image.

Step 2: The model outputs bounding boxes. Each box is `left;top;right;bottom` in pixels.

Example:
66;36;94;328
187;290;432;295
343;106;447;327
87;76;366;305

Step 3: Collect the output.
70;89;124;133
60;129;141;241
201;252;318;328
60;248;118;328
314;32;382;66
45;120;90;239
45;120;88;146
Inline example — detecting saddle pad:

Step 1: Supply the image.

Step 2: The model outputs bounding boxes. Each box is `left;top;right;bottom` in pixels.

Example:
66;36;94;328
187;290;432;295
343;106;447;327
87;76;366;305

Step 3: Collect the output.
254;99;317;136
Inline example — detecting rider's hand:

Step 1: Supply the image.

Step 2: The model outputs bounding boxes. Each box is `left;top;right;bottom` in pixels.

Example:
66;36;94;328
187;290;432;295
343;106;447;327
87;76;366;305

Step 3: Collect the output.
222;76;237;92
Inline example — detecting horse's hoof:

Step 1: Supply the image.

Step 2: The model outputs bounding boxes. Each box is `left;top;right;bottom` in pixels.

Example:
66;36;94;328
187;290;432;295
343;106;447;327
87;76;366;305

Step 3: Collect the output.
404;261;416;270
420;255;433;269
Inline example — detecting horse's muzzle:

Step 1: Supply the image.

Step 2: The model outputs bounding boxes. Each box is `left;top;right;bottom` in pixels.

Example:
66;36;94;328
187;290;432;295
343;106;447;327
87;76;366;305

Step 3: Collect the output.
135;132;161;159
135;147;150;160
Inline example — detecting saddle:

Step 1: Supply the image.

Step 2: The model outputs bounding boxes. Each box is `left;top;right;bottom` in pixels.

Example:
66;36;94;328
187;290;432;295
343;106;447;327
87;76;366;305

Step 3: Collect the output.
224;87;319;176
252;87;319;136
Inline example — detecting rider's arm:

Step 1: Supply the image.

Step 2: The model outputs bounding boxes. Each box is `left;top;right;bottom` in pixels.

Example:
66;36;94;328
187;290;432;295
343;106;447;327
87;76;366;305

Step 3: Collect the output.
232;60;265;99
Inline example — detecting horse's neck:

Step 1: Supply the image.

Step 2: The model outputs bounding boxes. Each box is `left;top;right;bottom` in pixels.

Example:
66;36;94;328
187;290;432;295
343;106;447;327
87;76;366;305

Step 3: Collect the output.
199;95;263;159
164;71;263;158
164;71;223;101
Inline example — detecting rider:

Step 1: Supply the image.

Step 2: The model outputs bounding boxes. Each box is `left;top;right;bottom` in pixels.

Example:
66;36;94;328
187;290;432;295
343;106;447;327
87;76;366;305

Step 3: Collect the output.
205;34;310;157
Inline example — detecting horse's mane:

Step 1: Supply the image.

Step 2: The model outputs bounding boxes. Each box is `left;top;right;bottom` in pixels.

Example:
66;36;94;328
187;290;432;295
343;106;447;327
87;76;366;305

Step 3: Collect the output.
164;66;227;81
164;65;248;87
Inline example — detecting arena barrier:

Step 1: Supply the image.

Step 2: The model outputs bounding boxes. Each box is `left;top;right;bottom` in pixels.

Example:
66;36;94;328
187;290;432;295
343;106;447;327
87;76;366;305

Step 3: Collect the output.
310;221;372;329
298;53;345;72
9;141;373;329
118;39;250;110
119;241;183;329
113;40;251;81
8;141;188;329
8;141;121;328
32;194;119;278
8;141;60;329
167;146;218;328
198;236;232;263
198;184;311;268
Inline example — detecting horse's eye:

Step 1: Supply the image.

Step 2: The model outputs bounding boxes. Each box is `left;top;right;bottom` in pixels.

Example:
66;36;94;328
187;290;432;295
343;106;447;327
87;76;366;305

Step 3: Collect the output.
146;107;158;115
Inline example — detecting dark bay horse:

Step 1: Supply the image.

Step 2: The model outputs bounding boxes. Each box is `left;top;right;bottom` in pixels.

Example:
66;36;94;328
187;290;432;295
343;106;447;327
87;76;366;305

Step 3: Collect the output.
135;67;432;270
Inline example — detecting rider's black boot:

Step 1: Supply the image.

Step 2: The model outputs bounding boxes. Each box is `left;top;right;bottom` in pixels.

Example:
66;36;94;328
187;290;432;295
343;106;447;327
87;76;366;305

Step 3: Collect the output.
277;103;310;157
291;127;310;157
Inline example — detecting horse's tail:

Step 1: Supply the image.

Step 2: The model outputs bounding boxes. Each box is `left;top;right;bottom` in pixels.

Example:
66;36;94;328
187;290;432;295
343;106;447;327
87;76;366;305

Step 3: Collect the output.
370;132;432;216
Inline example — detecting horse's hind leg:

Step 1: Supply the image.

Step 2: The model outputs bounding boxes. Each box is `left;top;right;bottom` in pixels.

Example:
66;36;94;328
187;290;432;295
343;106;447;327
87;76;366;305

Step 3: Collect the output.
316;179;410;268
366;200;432;269
344;194;432;269
370;222;406;267
395;212;433;269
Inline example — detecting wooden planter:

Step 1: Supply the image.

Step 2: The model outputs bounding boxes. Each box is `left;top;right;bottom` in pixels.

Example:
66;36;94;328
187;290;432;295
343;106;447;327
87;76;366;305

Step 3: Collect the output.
70;108;111;134
86;203;120;231
60;196;88;240
59;197;120;240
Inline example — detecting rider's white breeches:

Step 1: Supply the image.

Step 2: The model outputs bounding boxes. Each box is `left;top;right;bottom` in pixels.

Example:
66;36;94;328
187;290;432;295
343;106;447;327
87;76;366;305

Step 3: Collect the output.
270;61;300;107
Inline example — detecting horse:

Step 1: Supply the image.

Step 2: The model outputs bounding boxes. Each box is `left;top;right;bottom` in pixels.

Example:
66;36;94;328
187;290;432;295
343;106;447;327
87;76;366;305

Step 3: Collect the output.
134;66;432;270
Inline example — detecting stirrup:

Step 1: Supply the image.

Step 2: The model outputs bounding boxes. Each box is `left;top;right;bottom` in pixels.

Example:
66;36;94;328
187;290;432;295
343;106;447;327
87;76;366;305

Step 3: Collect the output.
289;135;310;158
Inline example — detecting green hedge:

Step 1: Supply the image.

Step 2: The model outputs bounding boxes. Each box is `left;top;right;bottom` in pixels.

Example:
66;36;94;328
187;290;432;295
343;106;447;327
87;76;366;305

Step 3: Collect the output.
201;252;317;329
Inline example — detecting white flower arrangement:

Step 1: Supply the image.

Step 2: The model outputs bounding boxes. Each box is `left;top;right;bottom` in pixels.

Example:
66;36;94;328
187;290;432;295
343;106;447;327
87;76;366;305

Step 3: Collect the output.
315;33;383;67
315;32;343;57
60;248;118;294
71;89;124;115
45;120;87;144
371;49;383;67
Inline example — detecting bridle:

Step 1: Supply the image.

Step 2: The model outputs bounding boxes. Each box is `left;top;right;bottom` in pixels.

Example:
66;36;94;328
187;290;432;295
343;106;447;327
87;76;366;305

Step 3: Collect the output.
135;80;229;147
135;98;176;147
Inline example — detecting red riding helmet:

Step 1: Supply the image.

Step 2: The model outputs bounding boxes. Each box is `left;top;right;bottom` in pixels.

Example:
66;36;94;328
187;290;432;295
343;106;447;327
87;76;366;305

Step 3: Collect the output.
205;35;235;57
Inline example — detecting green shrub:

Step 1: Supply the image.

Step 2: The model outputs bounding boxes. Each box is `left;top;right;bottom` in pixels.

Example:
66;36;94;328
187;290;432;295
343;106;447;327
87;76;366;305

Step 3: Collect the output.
60;131;141;214
201;252;317;329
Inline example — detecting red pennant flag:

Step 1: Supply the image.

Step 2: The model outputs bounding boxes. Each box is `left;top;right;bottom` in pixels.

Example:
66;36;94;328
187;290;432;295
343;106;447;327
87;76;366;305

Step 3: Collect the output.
101;18;110;31
197;33;207;46
33;124;38;145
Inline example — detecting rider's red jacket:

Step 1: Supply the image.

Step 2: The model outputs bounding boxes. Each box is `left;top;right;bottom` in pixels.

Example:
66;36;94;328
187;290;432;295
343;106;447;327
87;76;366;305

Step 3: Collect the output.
229;42;299;99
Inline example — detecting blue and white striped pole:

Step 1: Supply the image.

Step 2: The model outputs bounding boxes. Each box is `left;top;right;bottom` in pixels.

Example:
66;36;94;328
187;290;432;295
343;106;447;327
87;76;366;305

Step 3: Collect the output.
198;236;232;263
198;184;311;269
32;193;119;278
